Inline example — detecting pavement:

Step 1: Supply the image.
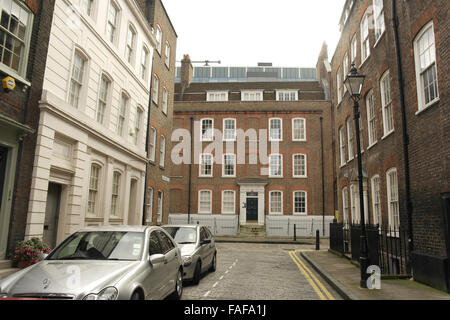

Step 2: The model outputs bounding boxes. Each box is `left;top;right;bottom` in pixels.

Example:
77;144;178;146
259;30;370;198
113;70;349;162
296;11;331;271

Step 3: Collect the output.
214;235;324;245
301;249;450;300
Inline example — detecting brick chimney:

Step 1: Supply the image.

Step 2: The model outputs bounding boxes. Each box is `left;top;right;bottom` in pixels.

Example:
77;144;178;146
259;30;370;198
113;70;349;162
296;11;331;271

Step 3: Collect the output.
180;54;193;97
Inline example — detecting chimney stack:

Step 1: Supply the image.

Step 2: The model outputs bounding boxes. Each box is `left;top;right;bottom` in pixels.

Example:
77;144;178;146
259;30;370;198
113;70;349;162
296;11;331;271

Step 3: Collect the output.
180;54;193;97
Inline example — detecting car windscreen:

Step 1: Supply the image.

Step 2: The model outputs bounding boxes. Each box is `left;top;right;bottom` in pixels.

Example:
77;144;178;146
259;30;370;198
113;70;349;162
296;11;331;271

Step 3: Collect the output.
163;227;197;244
48;231;144;261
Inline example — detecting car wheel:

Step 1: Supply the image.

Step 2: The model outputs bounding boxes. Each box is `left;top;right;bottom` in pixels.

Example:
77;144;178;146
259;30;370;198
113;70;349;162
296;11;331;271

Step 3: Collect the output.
209;253;217;272
192;261;201;285
169;269;183;300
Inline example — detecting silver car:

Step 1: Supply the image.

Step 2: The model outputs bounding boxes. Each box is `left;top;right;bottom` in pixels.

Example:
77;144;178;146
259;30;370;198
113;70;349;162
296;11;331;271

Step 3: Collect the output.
0;226;183;300
163;225;217;285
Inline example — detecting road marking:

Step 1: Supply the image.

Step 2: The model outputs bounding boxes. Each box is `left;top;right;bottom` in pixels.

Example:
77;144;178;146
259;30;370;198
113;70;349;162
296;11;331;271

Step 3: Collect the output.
292;250;335;300
225;270;229;274
229;265;233;269
220;276;224;280
204;291;211;298
288;251;327;300
213;282;219;288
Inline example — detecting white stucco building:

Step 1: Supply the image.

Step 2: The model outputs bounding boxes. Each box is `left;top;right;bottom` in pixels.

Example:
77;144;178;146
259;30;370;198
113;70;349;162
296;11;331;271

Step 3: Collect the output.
25;0;156;246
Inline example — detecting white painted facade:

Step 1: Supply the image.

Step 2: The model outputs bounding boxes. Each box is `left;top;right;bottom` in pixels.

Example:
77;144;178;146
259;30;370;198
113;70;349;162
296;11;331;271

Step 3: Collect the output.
25;0;156;244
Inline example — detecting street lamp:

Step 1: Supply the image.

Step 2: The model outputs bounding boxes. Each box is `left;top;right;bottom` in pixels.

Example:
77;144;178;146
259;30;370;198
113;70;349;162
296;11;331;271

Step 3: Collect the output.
344;64;369;289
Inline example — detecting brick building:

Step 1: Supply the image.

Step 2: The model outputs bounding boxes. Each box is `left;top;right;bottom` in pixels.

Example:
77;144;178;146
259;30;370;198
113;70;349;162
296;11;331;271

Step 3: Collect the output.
143;0;177;225
0;0;55;259
329;0;449;291
169;56;335;233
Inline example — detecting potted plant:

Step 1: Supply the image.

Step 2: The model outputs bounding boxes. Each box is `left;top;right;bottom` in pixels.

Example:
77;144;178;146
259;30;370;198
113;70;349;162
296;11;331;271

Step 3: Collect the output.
12;238;52;269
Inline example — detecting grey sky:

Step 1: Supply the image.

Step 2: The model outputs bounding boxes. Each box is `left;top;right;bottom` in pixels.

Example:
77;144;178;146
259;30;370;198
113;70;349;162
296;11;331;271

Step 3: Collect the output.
162;0;346;68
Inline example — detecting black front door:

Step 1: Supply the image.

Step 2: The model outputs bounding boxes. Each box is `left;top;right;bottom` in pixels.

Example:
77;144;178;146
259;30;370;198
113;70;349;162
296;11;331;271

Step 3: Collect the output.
246;198;258;221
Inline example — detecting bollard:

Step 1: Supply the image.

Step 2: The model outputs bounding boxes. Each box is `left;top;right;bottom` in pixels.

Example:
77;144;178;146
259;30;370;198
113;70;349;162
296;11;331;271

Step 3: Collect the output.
316;230;320;251
294;224;297;241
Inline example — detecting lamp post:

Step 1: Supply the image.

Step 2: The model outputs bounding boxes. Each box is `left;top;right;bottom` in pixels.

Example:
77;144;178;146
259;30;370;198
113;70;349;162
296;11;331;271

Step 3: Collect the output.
344;64;369;288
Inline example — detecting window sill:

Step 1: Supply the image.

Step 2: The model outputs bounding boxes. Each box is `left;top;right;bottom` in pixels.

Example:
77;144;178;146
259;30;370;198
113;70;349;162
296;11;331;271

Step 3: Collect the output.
0;65;31;87
292;139;307;142
367;142;378;151
415;98;440;116
269;176;284;179
293;213;308;216
381;130;394;141
373;31;386;49
293;176;307;179
359;56;370;69
222;176;236;179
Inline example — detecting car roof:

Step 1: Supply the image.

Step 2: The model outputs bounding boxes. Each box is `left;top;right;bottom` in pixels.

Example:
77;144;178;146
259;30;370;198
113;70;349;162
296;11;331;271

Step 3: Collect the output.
162;224;200;229
76;225;158;233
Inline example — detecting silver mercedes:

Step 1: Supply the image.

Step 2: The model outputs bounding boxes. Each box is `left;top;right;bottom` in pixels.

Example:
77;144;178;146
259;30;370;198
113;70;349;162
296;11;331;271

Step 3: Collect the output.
163;224;217;285
0;226;183;300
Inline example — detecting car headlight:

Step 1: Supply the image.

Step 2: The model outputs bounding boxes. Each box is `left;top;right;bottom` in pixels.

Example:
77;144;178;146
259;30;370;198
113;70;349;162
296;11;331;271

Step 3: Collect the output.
0;293;8;299
182;256;193;266
83;287;118;300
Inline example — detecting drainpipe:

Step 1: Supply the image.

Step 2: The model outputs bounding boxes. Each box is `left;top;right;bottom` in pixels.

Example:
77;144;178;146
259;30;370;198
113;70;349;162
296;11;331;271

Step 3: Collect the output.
142;54;155;226
187;116;194;224
391;0;414;262
320;117;325;236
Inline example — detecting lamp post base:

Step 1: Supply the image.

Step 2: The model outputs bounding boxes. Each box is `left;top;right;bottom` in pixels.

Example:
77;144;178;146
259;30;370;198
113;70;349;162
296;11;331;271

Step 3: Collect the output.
359;235;370;288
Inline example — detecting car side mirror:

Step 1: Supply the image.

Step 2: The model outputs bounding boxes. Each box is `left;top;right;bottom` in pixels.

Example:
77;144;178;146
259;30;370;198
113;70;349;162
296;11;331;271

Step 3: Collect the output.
149;254;166;265
38;253;49;261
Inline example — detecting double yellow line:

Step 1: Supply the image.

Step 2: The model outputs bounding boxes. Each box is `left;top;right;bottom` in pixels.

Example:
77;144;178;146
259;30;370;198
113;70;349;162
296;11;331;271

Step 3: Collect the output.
288;250;335;300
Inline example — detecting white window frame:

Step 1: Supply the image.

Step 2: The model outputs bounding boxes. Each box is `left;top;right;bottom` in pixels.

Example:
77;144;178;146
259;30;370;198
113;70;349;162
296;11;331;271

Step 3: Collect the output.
221;190;236;214
292;154;307;178
339;126;346;166
164;41;171;68
140;46;149;81
373;0;386;43
223;118;236;141
360;10;371;64
198;190;212;214
69;51;87;109
347;118;354;161
207;91;228;102
106;0;120;45
149;127;156;162
343;52;349;94
159;135;166;167
152;74;159;104
337;67;342;104
351;34;357;64
157;191;163;223
110;171;121;218
222;154;236;177
117;93;128;136
155;25;162;54
146;187;154;222
0;0;34;80
97;74;111;124
292;118;306;141
241;90;264;101
380;70;394;137
386;168;400;230
162;86;168;114
371;175;381;226
125;23;137;65
269;154;283;178
269;118;283;141
350;184;360;223
342;187;349;224
276;90;298;101
199;153;213;177
201;118;214;141
88;164;101;216
269;191;283;215
293;191;307;215
134;107;143;145
413;21;439;112
366;90;377;147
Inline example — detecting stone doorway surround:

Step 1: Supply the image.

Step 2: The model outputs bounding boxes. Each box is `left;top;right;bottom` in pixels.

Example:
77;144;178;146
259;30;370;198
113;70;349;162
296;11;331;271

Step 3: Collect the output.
238;179;268;226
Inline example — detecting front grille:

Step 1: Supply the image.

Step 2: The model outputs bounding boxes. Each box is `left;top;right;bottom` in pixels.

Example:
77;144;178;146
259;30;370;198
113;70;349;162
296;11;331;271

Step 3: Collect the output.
13;293;75;300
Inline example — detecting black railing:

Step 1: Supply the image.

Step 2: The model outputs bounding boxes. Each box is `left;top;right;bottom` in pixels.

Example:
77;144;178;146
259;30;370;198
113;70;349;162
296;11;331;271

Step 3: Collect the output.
329;222;411;276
